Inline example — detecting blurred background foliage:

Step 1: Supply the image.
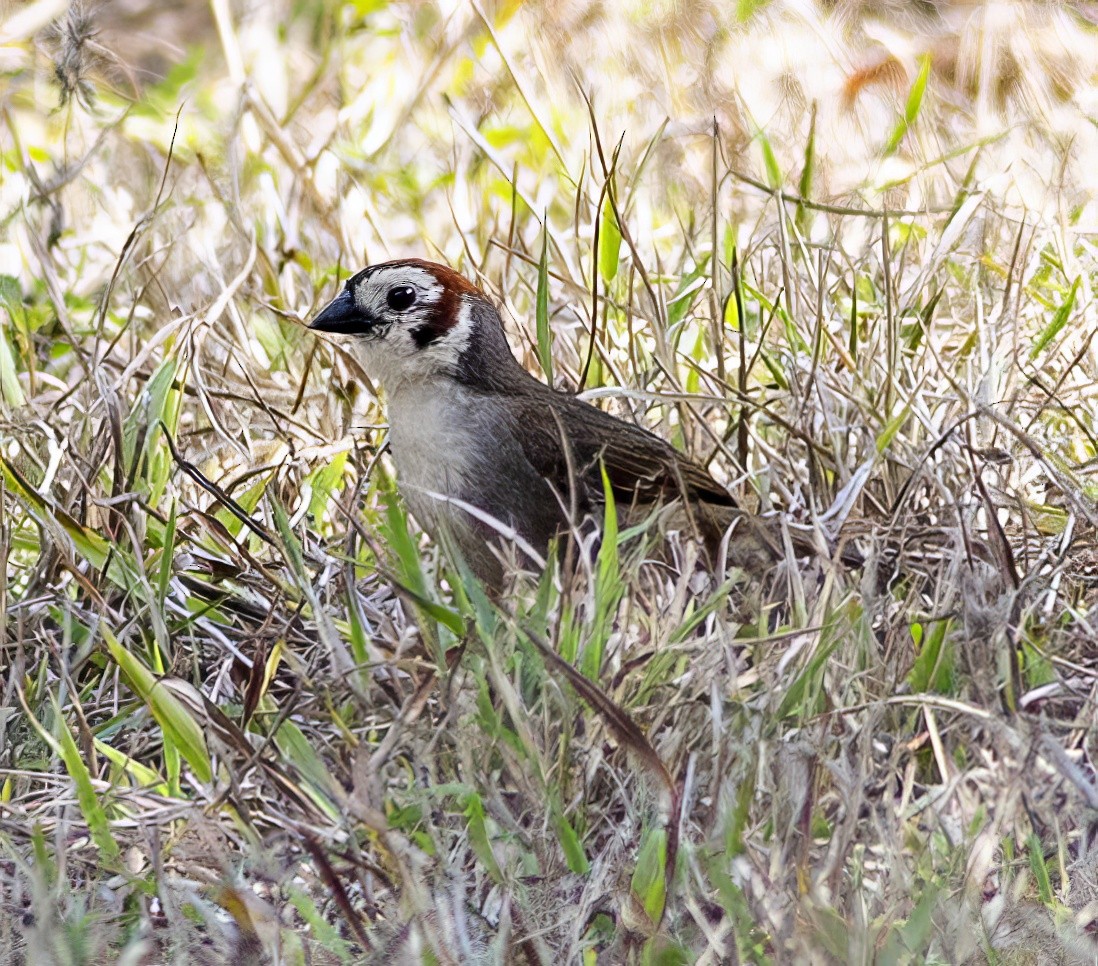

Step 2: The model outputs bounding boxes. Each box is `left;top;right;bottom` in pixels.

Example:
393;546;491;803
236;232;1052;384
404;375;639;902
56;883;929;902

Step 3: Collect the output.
2;0;1098;962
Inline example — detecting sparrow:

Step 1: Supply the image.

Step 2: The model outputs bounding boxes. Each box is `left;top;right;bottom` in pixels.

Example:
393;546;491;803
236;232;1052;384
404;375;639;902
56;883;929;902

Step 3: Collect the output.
308;258;835;586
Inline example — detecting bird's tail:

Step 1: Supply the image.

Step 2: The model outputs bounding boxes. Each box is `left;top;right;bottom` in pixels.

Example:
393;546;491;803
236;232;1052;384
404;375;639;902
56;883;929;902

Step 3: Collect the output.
696;503;864;573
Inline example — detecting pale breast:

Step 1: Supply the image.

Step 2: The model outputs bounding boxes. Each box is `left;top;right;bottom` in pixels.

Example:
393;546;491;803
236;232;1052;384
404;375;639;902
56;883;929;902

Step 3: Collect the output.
385;381;476;535
382;379;569;584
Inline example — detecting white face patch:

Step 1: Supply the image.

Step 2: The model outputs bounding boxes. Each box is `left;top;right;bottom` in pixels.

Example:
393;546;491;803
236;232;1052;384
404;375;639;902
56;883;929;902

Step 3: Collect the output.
347;267;474;392
350;264;443;321
422;300;473;367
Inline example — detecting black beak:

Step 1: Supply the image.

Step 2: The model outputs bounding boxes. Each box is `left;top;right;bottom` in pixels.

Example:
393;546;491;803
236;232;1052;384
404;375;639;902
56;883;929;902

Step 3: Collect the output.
308;289;371;334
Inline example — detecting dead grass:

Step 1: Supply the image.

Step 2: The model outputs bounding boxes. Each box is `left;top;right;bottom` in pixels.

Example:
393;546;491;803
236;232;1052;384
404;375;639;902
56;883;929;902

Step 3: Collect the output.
1;0;1098;962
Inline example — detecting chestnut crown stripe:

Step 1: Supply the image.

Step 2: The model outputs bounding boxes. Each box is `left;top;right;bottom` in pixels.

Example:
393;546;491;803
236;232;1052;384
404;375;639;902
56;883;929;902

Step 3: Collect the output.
347;257;478;294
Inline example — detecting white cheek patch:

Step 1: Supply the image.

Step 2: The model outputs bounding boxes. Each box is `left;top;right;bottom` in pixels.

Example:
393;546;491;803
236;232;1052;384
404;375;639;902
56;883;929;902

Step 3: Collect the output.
353;299;473;391
397;300;473;378
419;300;473;364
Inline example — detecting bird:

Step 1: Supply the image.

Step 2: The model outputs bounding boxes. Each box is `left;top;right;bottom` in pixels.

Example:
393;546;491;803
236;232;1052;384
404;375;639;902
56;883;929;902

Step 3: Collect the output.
308;258;842;586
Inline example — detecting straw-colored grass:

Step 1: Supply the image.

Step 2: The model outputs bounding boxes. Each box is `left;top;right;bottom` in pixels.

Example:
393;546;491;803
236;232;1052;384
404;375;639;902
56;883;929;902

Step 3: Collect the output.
1;0;1097;962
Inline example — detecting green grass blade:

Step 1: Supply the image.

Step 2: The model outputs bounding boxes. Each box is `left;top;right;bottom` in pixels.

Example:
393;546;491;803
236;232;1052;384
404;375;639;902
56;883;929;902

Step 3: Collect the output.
104;629;213;785
463;792;503;881
536;222;553;382
94;738;167;794
32;695;122;867
884;54;931;155
598;193;622;283
756;127;782;189
0;455;110;569
630;825;667;929
583;463;621;680
1029;276;1080;359
551;798;589;874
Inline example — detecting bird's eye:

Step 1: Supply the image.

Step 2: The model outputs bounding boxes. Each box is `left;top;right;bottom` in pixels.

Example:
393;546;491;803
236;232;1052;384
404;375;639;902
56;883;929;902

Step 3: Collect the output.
386;285;417;311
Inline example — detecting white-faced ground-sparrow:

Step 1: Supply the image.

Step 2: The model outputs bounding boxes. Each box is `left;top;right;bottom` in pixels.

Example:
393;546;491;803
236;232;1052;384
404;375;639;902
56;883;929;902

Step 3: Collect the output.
309;258;850;585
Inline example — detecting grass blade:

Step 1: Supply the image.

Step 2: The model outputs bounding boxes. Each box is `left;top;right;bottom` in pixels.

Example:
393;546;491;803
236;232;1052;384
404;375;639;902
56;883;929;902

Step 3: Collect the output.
104;629;213;785
536;221;553;382
883;54;931;155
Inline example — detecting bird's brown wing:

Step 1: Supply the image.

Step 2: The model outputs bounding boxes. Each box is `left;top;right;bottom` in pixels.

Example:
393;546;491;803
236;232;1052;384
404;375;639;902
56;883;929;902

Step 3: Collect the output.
506;388;860;571
510;390;736;514
509;389;818;570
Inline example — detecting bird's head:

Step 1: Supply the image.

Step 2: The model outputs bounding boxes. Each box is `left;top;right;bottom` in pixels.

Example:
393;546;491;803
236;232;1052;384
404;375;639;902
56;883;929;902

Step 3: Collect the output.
308;258;515;390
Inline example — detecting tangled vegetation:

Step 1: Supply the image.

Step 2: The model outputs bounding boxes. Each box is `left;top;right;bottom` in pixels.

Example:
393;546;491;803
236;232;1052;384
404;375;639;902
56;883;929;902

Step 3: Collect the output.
1;0;1097;962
